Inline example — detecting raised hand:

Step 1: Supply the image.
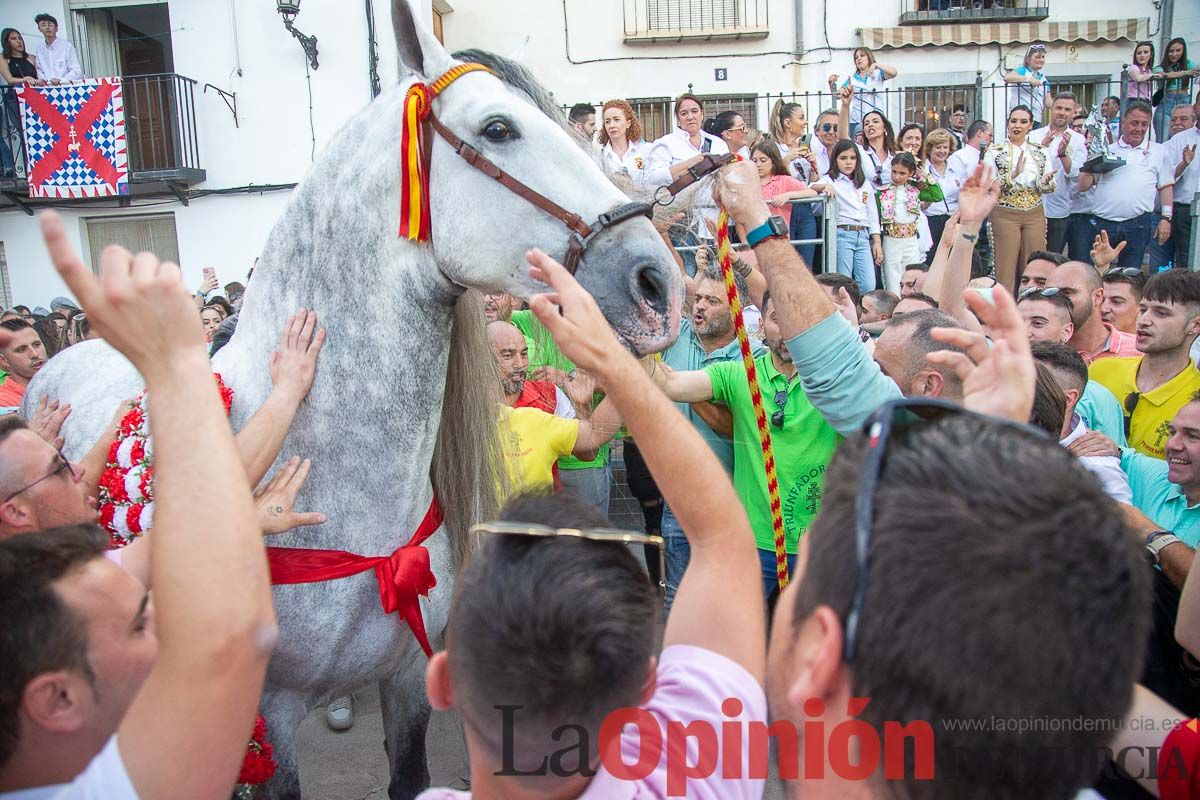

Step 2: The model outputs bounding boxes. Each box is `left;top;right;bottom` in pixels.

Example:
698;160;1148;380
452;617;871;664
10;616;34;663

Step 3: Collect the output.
712;159;771;230
937;211;961;254
833;287;859;326
1041;129;1055;148
254;456;326;535
268;308;326;406
40;210;207;382
1183;145;1196;168
1090;230;1127;270
927;288;1035;424
956;163;1001;227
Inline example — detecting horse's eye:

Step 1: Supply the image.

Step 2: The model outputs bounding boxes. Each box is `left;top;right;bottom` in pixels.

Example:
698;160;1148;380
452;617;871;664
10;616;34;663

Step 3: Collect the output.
483;119;514;142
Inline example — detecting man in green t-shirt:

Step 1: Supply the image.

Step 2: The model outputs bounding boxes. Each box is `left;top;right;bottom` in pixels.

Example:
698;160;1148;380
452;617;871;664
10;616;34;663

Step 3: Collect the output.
651;293;841;600
509;308;613;515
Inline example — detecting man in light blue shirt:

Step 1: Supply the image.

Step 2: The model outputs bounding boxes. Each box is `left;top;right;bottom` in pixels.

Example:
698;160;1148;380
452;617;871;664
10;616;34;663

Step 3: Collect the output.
1122;394;1200;547
659;263;764;608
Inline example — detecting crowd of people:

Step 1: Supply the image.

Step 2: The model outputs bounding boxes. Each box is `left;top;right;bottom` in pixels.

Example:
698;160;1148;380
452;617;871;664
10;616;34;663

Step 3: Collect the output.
4;41;1200;800
572;44;1198;300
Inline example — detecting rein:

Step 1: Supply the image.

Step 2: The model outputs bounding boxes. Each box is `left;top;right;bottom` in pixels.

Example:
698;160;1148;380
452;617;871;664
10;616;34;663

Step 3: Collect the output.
399;63;732;274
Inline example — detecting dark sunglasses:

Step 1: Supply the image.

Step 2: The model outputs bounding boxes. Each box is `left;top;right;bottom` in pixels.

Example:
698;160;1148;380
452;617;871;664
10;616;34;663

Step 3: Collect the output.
771;390;788;429
844;399;1049;662
2;451;77;503
818;123;839;133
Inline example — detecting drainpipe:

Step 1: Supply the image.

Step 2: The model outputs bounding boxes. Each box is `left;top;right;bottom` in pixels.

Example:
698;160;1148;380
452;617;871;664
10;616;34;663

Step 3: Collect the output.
793;0;803;56
365;0;382;98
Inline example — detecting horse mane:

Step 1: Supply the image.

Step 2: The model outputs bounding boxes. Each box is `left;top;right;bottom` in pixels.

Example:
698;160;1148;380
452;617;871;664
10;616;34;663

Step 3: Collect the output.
432;289;509;566
452;48;565;123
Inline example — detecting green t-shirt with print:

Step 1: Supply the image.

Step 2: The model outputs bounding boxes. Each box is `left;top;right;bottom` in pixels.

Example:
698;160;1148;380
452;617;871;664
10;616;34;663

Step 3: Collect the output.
706;353;841;554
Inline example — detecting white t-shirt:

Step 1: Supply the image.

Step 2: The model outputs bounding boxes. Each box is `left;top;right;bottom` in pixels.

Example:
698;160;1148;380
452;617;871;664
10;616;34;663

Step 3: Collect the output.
0;738;139;800
1090;138;1174;221
1165;126;1200;204
840;68;889;126
1031;126;1087;219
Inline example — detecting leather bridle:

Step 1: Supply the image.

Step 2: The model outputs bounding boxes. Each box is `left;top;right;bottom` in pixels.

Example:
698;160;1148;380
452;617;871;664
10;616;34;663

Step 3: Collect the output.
410;64;735;275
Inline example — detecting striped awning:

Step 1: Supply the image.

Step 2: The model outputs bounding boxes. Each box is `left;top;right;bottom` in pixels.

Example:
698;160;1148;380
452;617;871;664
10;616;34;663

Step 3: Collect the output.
860;18;1148;49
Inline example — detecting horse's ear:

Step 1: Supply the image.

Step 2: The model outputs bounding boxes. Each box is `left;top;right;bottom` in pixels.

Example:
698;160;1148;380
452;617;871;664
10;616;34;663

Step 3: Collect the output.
391;0;453;79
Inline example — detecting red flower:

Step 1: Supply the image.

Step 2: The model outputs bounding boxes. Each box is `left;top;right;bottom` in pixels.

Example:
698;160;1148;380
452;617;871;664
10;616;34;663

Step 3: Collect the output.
125;505;144;535
130;439;146;465
238;714;277;785
98;467;129;504
118;407;145;437
98;502;116;532
107;439;121;467
215;374;235;415
138;466;154;501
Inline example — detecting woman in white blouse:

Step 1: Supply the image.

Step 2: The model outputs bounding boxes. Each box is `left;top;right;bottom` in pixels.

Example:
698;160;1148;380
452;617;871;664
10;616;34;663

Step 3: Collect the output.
646;93;729;180
598;99;669;191
983;104;1058;292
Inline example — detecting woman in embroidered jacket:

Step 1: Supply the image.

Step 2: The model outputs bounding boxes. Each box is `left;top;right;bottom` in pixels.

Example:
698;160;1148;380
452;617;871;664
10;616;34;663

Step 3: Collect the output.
984;103;1058;293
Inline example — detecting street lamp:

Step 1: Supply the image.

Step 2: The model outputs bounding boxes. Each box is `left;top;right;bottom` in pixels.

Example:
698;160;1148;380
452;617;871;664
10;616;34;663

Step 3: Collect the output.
276;0;319;71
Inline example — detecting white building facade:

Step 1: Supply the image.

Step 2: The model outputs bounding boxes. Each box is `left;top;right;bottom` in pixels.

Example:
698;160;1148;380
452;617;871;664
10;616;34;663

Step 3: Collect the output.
0;0;1195;306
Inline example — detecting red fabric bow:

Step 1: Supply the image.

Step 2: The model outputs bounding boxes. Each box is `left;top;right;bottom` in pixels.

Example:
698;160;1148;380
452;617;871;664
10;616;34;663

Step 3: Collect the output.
265;497;444;656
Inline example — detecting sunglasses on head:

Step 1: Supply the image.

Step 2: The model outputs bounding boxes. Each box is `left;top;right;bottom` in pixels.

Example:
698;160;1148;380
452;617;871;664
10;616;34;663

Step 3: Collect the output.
470;522;666;595
1103;267;1144;280
1018;286;1062;300
1124;392;1140;438
844;399;1049;662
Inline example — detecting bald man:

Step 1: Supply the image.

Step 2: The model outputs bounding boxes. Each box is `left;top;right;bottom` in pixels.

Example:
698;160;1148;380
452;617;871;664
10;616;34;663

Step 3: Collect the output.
1046;261;1138;363
487;320;622;495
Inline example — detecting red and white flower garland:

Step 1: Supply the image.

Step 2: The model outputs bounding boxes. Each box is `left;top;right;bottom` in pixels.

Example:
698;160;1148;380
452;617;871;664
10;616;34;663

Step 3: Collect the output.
98;374;234;549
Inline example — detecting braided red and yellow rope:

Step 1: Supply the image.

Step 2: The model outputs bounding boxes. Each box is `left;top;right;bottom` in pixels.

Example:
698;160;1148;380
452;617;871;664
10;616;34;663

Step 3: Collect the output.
715;208;789;589
399;63;495;241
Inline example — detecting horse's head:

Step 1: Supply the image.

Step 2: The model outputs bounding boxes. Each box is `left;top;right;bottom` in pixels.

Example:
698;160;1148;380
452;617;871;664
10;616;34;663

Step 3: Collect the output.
391;0;681;354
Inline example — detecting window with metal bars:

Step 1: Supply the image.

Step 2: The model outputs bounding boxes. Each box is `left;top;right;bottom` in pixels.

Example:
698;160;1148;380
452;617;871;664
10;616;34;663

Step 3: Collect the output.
647;0;739;31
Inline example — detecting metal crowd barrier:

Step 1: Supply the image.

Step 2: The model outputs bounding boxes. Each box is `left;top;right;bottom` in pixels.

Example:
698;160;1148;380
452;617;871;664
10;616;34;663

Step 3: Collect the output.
672;194;839;275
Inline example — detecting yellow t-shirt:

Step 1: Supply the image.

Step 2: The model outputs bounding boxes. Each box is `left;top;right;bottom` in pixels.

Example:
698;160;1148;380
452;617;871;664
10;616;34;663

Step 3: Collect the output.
499;405;579;494
1088;356;1200;459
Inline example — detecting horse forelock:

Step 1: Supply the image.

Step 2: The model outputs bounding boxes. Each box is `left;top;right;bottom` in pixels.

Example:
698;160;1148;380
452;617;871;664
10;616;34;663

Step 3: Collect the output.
450;48;565;124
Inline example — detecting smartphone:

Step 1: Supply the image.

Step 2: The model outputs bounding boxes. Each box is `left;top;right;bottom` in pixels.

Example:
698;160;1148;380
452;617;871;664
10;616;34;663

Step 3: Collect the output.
202;266;216;284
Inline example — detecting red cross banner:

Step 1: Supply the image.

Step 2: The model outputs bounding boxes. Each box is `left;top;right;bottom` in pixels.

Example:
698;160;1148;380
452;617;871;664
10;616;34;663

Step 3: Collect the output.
18;78;130;199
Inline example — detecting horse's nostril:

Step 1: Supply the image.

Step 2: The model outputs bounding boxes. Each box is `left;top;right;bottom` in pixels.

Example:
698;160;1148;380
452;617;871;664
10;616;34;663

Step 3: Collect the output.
633;264;667;313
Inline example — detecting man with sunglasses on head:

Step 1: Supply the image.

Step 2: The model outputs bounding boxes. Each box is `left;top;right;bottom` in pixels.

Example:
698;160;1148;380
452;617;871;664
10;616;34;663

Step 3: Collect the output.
418;246;767;800
1046;261;1138;363
649;290;840;602
1089;270;1200;459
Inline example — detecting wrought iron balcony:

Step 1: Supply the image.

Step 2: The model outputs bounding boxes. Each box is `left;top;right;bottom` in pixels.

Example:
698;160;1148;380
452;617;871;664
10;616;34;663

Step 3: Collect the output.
623;0;769;43
899;0;1049;25
0;72;205;206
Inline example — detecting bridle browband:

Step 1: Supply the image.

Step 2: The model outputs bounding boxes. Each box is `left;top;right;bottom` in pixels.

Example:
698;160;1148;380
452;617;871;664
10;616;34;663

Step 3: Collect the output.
400;64;734;275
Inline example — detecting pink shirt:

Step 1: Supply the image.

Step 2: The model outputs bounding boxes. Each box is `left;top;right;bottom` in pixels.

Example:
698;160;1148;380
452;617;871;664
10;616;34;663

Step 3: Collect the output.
1085;323;1140;364
760;174;807;225
416;645;766;800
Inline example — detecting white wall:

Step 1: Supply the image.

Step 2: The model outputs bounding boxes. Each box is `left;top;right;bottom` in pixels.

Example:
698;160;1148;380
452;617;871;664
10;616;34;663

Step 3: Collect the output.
0;0;417;306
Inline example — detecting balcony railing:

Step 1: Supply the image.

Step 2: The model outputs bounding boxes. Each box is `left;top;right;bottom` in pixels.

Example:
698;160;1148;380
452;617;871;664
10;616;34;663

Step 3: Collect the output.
0;72;205;196
623;0;768;43
899;0;1049;25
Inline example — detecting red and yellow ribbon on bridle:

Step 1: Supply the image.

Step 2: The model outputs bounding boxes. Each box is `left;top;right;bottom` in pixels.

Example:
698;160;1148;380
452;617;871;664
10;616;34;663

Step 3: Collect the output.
715;197;790;590
399;63;495;241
